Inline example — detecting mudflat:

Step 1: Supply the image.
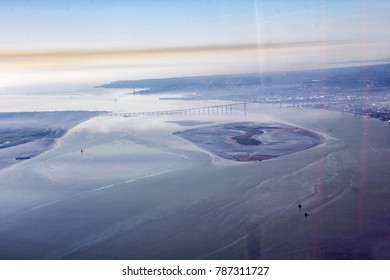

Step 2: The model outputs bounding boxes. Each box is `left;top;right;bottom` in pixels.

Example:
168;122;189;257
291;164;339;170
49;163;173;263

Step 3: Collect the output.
174;122;324;161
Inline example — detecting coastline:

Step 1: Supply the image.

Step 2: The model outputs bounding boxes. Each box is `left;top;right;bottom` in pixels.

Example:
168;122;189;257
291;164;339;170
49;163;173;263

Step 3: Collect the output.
0;111;101;175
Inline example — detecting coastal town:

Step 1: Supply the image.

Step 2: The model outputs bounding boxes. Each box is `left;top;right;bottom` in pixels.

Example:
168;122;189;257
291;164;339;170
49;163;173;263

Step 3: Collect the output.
235;92;390;123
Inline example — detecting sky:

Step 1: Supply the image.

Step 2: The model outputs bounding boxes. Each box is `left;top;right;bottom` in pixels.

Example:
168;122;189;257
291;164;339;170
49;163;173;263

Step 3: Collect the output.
1;0;390;88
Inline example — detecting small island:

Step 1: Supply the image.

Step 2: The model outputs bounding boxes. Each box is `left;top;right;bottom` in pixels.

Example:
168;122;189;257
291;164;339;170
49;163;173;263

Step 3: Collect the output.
174;122;324;162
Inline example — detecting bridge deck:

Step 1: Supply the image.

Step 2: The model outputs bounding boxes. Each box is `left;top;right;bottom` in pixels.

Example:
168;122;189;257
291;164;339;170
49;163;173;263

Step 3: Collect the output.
100;102;246;117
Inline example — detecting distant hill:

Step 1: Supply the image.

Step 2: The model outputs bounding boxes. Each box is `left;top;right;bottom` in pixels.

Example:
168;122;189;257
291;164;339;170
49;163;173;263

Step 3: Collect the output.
97;63;390;100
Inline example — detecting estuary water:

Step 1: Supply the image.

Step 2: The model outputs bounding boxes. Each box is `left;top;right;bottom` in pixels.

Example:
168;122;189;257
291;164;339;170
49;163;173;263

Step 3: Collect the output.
0;87;389;259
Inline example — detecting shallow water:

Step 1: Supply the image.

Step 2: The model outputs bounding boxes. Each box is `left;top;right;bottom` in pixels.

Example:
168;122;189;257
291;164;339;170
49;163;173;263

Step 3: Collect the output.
0;88;389;259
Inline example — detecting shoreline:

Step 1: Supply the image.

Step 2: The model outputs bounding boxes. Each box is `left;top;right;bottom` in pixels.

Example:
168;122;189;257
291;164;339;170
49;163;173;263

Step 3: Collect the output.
0;111;101;174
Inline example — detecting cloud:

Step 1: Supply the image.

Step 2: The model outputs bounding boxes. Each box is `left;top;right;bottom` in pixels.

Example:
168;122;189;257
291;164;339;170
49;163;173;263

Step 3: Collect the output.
0;40;345;68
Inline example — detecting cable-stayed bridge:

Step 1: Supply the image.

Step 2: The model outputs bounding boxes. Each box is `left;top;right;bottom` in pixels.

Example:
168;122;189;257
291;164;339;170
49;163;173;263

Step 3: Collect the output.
100;102;246;117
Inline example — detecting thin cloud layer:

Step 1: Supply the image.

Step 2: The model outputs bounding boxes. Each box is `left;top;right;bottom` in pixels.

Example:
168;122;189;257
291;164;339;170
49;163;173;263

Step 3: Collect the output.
0;40;348;68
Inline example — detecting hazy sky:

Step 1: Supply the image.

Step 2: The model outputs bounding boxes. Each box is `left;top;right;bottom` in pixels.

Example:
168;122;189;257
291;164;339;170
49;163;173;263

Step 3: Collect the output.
1;0;390;88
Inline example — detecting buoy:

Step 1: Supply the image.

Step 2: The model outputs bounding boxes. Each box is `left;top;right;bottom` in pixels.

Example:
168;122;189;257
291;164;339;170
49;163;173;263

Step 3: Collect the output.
298;204;302;208
304;212;308;217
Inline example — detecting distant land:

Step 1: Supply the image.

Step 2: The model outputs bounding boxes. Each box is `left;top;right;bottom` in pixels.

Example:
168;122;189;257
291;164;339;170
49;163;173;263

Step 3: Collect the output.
325;58;390;65
98;63;390;97
98;64;390;122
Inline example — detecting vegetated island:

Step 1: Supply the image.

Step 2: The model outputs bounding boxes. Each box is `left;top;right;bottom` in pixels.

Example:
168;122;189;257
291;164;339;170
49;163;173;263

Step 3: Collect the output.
174;122;324;162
